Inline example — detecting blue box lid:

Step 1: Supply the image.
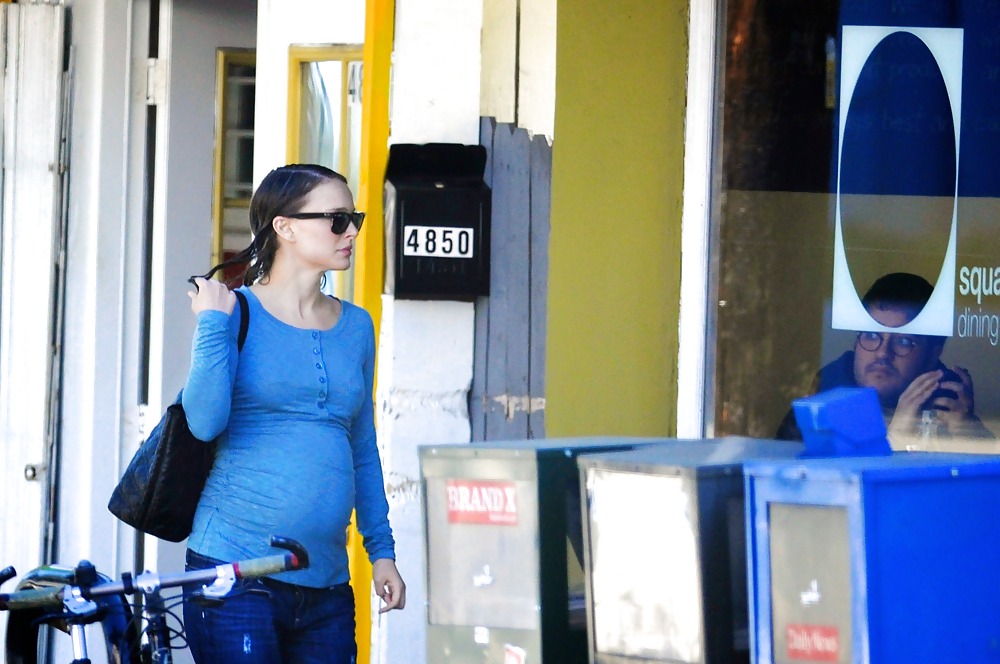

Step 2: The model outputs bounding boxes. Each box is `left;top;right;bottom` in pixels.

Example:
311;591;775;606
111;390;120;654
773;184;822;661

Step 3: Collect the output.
744;451;1000;484
793;387;891;457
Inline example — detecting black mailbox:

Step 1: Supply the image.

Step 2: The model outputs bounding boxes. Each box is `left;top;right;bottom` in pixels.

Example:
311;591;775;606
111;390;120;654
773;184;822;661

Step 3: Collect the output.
384;143;491;299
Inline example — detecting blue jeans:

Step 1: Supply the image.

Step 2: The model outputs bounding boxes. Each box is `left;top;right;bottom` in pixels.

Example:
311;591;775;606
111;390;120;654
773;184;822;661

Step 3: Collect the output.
182;549;357;664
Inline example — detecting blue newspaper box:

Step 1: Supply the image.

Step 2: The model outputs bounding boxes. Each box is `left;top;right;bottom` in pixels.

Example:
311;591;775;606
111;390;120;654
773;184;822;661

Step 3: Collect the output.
577;437;802;664
744;453;1000;664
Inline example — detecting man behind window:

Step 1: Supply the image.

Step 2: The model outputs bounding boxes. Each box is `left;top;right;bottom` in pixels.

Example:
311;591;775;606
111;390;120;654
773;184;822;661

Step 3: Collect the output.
777;272;994;445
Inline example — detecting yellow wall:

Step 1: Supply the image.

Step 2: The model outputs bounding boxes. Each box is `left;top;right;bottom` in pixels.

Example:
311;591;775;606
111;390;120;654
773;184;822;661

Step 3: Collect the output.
546;0;688;436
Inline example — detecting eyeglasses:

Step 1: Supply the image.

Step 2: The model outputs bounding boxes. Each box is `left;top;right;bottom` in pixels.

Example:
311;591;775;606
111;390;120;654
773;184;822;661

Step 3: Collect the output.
282;211;365;234
856;331;920;357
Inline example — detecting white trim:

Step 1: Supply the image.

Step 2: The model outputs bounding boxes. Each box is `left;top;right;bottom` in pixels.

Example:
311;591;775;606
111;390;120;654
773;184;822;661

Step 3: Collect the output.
677;0;719;438
54;1;134;657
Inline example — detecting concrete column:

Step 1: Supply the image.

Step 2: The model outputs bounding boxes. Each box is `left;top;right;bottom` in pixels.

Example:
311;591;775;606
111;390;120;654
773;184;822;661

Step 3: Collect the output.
369;1;482;661
373;298;473;661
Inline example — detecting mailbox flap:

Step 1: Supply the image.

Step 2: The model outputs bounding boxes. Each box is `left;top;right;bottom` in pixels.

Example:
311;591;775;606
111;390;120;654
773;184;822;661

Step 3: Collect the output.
385;143;487;184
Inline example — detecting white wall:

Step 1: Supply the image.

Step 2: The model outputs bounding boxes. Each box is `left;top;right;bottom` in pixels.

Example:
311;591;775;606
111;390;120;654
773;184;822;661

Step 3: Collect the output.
480;0;517;124
389;0;482;144
480;0;556;139
517;0;556;138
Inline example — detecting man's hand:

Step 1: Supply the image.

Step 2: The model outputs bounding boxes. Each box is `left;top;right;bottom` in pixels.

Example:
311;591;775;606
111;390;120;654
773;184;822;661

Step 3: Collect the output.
888;369;942;435
188;277;236;316
889;366;977;437
372;558;406;613
934;366;975;428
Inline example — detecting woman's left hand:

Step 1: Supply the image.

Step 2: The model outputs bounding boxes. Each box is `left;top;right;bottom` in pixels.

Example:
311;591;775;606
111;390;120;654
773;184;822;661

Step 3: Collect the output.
372;558;406;613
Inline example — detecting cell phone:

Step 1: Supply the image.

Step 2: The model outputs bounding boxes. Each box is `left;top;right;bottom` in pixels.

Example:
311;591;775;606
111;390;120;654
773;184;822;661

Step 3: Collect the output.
923;368;961;411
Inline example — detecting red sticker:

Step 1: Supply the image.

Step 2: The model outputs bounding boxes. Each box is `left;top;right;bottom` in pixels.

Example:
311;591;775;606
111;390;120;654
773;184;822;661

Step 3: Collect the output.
786;624;839;661
446;480;518;525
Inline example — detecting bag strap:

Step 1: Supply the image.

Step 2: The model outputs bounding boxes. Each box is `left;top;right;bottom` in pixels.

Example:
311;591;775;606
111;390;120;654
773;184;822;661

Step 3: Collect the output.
235;290;250;352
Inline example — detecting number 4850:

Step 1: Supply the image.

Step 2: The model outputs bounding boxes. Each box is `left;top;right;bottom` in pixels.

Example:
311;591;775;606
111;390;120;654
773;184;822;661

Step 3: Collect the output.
403;226;474;258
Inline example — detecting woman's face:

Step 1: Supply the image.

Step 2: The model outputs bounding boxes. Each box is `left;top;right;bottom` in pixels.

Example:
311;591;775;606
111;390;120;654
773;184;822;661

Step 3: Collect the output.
280;179;359;272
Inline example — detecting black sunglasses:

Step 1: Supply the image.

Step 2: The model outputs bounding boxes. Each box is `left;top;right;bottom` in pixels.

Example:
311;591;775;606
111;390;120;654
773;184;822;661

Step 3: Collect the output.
283;211;365;234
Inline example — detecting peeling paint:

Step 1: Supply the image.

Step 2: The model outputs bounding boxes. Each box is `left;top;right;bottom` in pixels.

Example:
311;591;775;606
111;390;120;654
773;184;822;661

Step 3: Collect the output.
488;394;546;420
384;471;421;505
379;388;469;418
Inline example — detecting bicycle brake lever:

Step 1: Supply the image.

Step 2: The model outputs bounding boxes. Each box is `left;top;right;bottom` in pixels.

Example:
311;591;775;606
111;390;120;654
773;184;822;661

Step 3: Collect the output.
201;564;237;600
269;536;310;570
63;586;99;617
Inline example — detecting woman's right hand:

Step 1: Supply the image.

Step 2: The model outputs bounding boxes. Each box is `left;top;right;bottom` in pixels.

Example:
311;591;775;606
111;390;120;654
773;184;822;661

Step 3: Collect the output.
188;277;236;315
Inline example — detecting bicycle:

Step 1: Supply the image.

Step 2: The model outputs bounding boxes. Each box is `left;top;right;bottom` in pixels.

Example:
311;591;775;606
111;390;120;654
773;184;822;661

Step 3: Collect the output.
0;535;309;664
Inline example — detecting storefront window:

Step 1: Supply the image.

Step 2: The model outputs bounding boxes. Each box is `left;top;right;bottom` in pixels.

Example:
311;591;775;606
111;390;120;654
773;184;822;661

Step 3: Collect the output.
288;47;363;301
713;0;1000;451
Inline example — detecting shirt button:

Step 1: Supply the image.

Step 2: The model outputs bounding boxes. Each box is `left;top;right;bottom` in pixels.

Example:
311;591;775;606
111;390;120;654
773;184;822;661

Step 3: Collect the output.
312;331;318;339
313;348;320;355
315;363;322;369
319;377;326;383
317;401;324;409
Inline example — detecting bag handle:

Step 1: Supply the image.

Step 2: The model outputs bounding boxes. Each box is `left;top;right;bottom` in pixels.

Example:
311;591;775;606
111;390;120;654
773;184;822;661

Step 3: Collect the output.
235;290;249;352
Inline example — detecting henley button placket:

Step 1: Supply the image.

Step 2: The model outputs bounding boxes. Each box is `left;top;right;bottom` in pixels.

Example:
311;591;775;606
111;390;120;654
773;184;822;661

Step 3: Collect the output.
313;333;327;409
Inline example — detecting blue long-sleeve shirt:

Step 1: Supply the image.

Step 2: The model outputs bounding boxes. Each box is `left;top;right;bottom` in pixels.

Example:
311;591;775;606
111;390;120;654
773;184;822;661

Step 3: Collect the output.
181;287;395;587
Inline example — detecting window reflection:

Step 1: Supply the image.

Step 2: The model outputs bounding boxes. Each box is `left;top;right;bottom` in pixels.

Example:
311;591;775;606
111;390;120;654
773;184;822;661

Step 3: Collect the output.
297;57;363;301
713;0;1000;452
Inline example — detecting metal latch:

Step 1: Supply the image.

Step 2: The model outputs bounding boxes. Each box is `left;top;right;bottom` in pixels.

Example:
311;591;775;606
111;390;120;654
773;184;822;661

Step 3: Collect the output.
24;463;47;482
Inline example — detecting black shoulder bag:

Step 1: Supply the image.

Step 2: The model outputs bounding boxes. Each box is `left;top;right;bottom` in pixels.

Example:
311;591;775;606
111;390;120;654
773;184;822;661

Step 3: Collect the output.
108;291;249;542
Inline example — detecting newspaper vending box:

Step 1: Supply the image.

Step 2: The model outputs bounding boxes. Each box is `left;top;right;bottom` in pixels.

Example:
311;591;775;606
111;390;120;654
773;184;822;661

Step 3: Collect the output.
578;437;802;664
744;453;1000;664
420;437;670;664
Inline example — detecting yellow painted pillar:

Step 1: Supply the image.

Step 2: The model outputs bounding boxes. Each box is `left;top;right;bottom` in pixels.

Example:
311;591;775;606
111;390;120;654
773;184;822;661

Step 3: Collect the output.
547;0;687;437
351;0;394;661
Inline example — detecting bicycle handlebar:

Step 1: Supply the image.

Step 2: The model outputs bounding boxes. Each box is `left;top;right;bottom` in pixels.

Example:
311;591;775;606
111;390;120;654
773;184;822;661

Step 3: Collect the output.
0;585;63;611
0;566;16;586
0;536;309;611
234;534;309;578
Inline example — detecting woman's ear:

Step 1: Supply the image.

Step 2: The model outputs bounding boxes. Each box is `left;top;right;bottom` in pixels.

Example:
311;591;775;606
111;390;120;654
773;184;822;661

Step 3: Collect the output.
272;215;295;241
